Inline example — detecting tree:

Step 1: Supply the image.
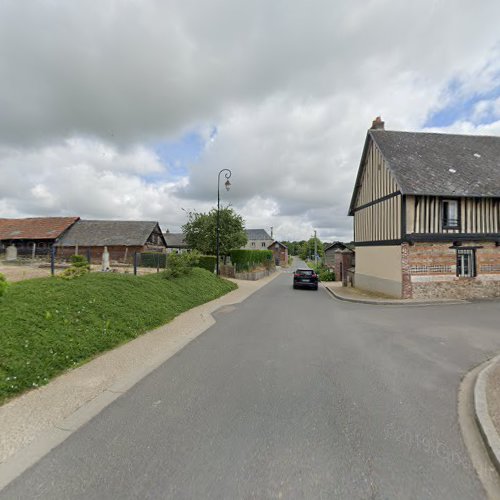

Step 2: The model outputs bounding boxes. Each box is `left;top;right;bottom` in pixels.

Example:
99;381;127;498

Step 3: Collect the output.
298;237;324;261
281;241;304;256
182;206;247;256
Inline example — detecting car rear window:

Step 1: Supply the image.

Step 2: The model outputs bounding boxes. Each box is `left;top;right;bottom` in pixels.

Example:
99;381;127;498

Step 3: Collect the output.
297;270;313;275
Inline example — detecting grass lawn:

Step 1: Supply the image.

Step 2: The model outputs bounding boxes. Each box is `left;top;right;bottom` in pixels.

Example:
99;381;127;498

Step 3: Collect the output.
0;268;237;403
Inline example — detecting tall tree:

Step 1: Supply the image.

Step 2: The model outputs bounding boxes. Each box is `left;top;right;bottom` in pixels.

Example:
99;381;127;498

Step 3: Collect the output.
298;237;324;261
182;206;247;256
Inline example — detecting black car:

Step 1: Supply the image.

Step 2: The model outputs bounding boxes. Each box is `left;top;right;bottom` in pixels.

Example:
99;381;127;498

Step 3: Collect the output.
293;269;318;290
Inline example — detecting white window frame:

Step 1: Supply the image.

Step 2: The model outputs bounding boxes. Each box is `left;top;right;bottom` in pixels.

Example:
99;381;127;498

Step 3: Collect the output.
442;199;459;229
456;248;476;277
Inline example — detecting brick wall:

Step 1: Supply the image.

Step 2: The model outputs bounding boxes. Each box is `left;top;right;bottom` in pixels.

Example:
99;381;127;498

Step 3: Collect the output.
407;241;500;299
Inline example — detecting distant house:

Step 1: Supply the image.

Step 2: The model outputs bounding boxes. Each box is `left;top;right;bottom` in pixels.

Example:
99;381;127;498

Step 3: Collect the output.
0;217;79;256
268;241;288;266
164;231;189;253
324;242;355;282
243;229;273;250
348;116;500;299
55;220;166;263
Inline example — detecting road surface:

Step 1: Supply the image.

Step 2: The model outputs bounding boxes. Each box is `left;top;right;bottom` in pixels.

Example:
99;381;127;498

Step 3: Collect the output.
2;260;500;499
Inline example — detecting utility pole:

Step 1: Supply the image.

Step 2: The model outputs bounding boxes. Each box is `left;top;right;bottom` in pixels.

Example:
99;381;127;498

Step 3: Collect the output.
314;230;318;266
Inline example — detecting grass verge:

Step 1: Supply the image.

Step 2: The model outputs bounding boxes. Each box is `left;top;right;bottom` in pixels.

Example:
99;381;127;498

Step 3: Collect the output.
0;268;236;403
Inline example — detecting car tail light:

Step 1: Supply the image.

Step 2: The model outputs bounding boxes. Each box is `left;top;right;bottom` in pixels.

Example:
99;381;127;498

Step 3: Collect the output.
312;273;317;278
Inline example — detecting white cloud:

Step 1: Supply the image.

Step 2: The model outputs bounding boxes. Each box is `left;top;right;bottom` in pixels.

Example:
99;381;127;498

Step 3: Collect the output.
1;0;500;240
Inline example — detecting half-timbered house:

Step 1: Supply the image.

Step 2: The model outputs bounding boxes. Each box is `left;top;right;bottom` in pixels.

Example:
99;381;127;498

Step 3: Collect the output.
348;117;500;299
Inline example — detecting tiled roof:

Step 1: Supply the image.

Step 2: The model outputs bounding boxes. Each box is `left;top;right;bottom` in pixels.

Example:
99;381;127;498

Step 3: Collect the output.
56;220;165;247
267;240;287;249
371;130;500;197
0;217;79;241
164;233;188;248
245;229;272;240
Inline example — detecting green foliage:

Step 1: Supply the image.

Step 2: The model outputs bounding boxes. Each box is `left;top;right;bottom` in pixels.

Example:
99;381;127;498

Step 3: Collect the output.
299;237;324;261
60;255;90;280
281;241;304;256
229;249;273;272
70;255;90;269
0;268;237;403
182;206;247;256
163;251;200;279
0;273;8;297
140;252;167;268
308;262;335;281
60;266;89;280
197;255;216;273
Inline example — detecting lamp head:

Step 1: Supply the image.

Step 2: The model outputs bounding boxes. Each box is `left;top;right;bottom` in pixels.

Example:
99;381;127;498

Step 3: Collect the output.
225;179;231;191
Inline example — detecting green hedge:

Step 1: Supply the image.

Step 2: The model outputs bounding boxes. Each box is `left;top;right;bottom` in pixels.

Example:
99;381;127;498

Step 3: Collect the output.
197;255;216;273
229;249;273;272
140;252;167;268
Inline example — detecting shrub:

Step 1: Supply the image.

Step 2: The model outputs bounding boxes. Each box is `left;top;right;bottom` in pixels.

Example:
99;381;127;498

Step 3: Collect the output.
163;252;200;279
0;273;8;297
60;255;90;280
140;252;167;268
197;255;216;273
318;268;335;281
229;249;273;272
60;266;89;280
308;262;335;281
70;255;90;269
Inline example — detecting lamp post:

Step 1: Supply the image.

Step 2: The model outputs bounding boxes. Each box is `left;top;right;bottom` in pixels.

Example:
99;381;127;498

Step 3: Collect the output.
216;168;232;275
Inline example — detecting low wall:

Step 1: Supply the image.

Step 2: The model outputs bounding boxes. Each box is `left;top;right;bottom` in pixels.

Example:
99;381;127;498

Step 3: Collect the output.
235;268;275;281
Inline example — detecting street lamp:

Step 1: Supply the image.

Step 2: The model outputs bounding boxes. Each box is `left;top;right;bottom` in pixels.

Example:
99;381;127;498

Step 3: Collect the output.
216;168;232;275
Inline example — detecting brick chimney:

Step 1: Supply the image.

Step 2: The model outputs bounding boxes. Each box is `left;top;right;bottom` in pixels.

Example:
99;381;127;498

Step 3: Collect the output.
371;116;385;130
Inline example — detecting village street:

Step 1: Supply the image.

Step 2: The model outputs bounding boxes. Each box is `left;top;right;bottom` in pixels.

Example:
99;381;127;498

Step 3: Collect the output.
2;263;500;499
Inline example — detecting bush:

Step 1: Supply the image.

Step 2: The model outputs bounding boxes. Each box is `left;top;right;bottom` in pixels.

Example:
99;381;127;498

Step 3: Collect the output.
0;273;8;297
140;252;167;268
163;252;200;279
318;268;335;281
308;262;335;281
60;266;89;280
197;255;216;273
229;249;273;272
70;255;90;269
60;255;90;280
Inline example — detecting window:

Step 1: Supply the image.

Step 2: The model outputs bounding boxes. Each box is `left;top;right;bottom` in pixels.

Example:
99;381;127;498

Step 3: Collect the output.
442;199;459;228
456;248;476;277
261;242;266;247
251;242;255;247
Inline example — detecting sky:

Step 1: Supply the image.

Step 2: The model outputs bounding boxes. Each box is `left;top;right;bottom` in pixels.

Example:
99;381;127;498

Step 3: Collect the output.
2;0;500;242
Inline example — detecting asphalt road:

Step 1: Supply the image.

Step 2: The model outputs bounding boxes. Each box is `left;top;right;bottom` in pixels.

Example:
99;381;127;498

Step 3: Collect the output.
3;261;500;499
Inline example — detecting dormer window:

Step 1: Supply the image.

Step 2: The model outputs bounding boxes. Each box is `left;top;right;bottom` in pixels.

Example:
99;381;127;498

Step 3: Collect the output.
442;199;459;229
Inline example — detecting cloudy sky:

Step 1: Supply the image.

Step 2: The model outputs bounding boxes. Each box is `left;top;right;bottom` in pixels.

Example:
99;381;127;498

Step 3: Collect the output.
2;0;500;242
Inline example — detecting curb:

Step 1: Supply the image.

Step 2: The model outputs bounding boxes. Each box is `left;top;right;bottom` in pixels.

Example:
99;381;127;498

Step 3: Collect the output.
474;355;500;476
324;285;466;307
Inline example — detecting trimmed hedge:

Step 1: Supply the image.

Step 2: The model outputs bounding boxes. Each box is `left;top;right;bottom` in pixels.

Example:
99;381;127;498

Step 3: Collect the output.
197;255;216;273
140;252;167;268
229;249;273;272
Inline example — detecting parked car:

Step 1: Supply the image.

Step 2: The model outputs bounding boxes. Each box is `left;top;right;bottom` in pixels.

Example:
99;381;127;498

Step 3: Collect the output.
293;269;318;290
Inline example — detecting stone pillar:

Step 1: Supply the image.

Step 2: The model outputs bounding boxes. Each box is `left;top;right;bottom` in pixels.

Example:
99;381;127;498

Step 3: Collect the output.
401;242;412;299
341;249;352;287
102;246;110;271
5;244;17;261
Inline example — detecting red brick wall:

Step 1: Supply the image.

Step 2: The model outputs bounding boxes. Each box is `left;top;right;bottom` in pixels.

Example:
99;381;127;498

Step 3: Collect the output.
407;241;500;299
